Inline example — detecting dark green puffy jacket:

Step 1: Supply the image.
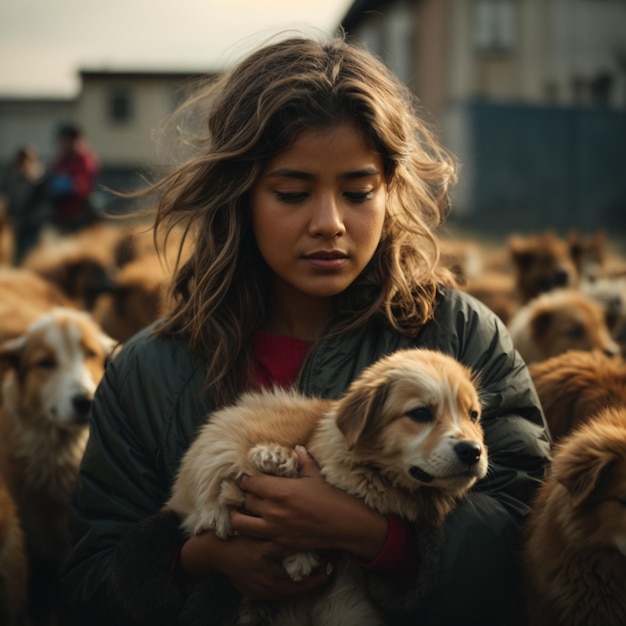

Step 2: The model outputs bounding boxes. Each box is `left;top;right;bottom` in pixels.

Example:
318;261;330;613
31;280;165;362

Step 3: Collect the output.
61;287;551;625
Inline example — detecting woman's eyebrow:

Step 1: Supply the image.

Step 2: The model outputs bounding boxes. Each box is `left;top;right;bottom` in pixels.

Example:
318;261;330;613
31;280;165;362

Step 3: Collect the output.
265;167;381;180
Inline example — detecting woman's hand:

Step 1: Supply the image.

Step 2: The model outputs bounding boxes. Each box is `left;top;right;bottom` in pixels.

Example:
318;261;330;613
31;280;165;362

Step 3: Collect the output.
230;446;389;562
179;529;331;600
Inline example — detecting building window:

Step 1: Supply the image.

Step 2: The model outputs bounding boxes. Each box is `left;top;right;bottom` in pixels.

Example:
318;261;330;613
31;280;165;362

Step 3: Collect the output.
474;0;517;54
107;88;133;124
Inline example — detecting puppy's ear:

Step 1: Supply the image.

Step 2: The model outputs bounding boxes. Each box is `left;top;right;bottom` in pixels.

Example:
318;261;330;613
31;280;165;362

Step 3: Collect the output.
531;310;553;339
334;382;388;450
0;335;26;373
98;330;118;357
554;444;617;508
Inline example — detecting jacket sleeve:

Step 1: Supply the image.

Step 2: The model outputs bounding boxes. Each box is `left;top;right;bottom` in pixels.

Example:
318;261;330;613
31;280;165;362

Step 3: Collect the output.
60;335;222;625
368;290;552;625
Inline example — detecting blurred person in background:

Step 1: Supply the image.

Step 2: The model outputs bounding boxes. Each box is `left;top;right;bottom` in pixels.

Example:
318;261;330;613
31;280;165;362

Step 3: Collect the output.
48;122;100;234
0;144;47;263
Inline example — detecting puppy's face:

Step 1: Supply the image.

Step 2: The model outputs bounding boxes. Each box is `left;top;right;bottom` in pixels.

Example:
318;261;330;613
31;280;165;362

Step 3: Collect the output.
509;233;578;301
335;349;487;494
0;307;115;429
553;407;626;554
529;290;620;359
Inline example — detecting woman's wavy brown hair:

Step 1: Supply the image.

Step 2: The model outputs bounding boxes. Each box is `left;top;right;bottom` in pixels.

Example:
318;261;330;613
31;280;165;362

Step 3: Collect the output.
145;33;458;405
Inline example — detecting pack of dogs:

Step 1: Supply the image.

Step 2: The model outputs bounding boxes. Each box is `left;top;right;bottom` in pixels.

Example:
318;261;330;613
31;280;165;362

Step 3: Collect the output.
0;219;624;625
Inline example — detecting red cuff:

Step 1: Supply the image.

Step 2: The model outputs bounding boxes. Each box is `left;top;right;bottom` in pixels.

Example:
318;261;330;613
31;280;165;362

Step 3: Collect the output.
356;514;414;575
171;542;186;587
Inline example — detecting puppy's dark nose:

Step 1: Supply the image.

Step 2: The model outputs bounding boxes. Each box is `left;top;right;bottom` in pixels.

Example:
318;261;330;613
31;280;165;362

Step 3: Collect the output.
455;441;482;466
72;393;93;417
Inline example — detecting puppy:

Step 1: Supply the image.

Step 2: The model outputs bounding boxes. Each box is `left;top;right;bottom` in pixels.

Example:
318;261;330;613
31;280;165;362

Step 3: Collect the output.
92;253;174;343
507;288;620;364
529;350;626;442
568;230;607;283
523;406;626;626
0;472;28;626
166;348;488;625
23;224;120;310
509;232;578;303
0;307;115;620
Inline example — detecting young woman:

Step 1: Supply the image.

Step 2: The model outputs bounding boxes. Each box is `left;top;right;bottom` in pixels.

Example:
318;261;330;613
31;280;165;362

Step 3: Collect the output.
61;34;551;625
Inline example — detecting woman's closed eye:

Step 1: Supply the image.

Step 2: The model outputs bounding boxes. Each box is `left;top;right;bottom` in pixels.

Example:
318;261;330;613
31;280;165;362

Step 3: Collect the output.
275;191;309;203
344;190;374;203
274;190;375;204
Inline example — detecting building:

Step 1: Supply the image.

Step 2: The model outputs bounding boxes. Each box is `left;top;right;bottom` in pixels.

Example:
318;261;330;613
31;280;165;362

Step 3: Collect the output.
0;69;212;211
340;0;626;233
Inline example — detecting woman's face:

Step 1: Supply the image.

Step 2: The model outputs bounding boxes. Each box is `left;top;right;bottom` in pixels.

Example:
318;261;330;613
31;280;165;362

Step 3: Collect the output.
251;121;387;313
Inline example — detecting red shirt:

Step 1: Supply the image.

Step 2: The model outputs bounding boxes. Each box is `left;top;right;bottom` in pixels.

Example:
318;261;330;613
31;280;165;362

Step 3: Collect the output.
51;142;99;224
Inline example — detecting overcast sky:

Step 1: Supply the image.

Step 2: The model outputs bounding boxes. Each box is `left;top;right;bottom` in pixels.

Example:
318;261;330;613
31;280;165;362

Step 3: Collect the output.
0;0;354;97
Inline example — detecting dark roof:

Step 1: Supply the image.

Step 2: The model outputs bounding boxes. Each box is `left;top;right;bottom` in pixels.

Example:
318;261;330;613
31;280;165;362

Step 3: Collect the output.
79;69;214;81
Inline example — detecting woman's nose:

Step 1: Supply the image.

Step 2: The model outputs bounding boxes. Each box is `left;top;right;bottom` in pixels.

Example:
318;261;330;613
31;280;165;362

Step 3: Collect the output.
308;194;346;238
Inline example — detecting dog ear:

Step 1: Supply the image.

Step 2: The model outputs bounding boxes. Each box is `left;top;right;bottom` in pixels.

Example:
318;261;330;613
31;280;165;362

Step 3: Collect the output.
0;335;26;373
509;236;533;271
555;444;617;508
531;310;554;340
334;381;388;450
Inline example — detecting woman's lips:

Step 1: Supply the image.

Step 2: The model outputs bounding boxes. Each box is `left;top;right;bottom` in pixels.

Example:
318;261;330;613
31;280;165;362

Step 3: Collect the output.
303;251;348;270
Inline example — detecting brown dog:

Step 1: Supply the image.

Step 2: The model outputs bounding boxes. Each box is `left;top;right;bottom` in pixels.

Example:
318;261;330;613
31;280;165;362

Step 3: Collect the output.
167;348;487;625
523;406;626;626
507;288;620;365
529;350;626;442
509;232;578;303
0;307;115;622
92;253;174;343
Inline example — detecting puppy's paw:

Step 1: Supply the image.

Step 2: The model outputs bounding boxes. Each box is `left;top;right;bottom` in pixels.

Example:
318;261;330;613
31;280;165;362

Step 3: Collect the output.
188;505;232;539
282;551;320;582
249;444;299;477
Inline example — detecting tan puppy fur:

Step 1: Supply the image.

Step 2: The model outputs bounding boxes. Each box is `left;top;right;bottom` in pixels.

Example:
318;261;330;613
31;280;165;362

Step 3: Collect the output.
92;253;174;343
167;348;487;626
507;288;620;365
509;232;578;303
0;472;28;626
0;307;115;611
0;267;73;344
530;350;626;442
466;272;519;325
523;406;626;626
23;223;122;310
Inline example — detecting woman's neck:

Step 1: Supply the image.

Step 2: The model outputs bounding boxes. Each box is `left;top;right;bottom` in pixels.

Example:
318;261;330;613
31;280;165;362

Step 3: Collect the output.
265;297;333;341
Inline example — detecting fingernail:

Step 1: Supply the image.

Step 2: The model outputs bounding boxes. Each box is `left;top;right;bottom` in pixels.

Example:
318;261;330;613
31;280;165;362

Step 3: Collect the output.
295;445;307;454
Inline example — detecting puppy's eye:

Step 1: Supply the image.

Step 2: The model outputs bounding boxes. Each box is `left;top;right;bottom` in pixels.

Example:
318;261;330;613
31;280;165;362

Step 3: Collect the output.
36;357;56;369
469;410;479;423
565;326;585;340
407;407;433;423
84;348;98;359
